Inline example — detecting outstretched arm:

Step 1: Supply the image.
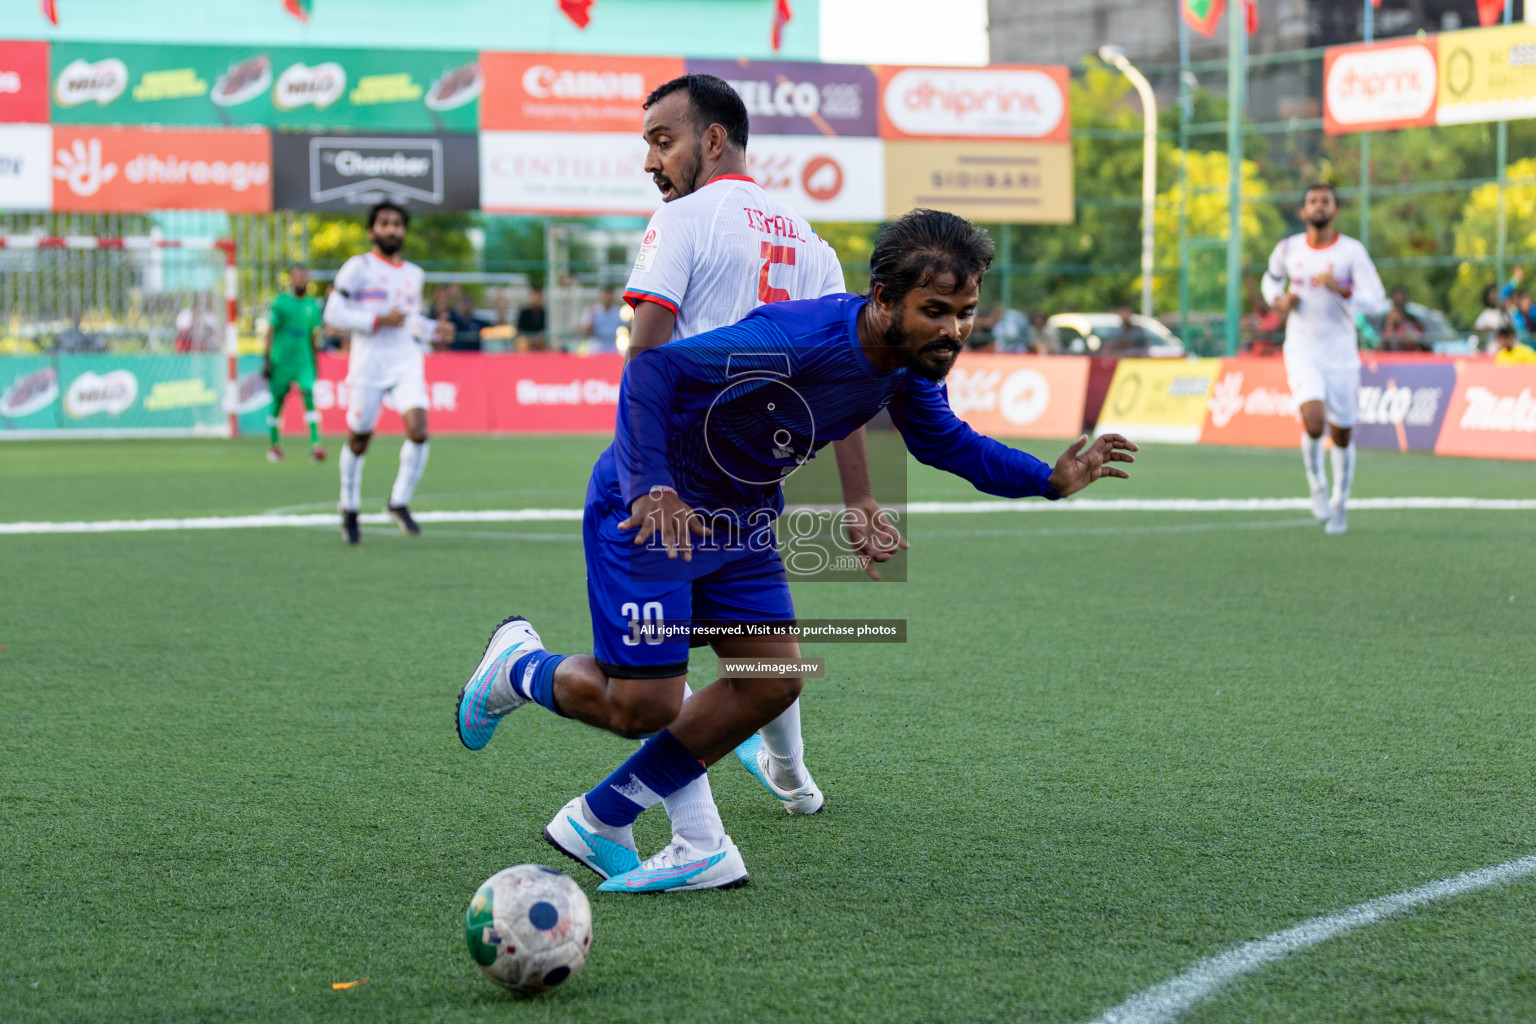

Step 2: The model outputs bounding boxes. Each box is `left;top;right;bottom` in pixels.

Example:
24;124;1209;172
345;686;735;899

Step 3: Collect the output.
1044;433;1138;497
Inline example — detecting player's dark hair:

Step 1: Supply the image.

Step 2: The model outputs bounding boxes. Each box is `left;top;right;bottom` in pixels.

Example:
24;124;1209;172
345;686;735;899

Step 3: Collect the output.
1303;183;1338;203
868;209;994;306
644;74;750;150
368;200;410;230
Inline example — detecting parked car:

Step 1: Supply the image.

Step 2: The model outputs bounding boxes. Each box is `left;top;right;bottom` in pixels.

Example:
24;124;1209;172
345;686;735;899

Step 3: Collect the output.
1044;313;1186;357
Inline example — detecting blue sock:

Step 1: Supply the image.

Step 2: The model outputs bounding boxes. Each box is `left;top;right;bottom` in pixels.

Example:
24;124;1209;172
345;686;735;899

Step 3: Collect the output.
510;649;568;717
584;729;706;828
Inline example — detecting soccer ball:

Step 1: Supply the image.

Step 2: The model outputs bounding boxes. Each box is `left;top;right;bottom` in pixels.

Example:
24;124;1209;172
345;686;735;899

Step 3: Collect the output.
464;864;593;993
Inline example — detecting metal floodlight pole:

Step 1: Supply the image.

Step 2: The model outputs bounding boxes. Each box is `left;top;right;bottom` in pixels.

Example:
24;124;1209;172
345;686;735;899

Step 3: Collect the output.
1101;45;1158;319
1360;0;1373;249
1224;2;1246;356
1178;17;1193;343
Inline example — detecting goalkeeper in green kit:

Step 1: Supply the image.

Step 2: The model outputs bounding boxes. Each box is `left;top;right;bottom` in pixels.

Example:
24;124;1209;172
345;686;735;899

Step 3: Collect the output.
264;264;326;463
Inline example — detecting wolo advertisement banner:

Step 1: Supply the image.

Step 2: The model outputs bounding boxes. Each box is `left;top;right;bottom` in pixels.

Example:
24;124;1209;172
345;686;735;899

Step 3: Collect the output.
272;132;479;211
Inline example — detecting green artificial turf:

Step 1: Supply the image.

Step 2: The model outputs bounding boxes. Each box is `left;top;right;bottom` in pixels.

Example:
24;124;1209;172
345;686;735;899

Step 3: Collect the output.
2;435;1534;1023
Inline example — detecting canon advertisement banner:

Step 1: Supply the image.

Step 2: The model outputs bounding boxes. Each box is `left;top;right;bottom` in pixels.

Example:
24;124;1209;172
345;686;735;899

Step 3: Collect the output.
746;135;884;221
272;132;479;211
0;123;52;212
480;53;684;133
479;130;659;216
688;59;879;137
0;40;50;123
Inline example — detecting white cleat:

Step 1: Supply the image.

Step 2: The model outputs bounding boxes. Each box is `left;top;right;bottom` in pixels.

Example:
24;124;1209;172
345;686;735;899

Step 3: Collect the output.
1310;485;1330;522
1325;503;1348;535
734;734;825;814
542;796;641;881
598;834;749;893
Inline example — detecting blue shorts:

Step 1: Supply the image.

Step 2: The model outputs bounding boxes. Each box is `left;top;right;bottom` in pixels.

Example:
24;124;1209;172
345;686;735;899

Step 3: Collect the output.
584;497;795;679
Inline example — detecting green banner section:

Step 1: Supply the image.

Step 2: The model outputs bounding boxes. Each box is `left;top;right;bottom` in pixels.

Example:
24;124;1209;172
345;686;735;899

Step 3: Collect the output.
51;42;481;132
0;354;231;436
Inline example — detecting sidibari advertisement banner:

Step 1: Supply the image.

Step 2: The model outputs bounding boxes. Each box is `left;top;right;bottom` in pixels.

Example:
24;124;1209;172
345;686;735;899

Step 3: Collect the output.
51;125;271;212
479;129;658;216
1094;357;1223;443
271;132;479;211
746;135;884;222
1354;358;1456;452
883;139;1073;224
0;123;52;211
687;59;879;137
944;353;1089;439
1433;360;1536;460
0;40;50;123
479;53;684;133
0;354;228;436
276;353;624;436
1436;23;1536;125
1323;38;1439;136
50;42;480;132
876;64;1071;142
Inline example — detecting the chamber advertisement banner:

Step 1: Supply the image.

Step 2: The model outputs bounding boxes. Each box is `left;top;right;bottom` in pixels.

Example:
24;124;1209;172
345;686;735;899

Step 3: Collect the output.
271;131;479;211
49;42;480;132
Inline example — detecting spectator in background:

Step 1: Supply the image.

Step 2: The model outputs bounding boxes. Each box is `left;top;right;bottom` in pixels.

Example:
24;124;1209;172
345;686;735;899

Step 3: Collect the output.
449;291;488;351
1380;286;1426;350
516;288;548;352
580;287;627;354
1499;267;1531;333
57;313;100;353
431;284;455;321
1473;282;1511;342
1105;304;1148;354
1243;276;1286;353
992;306;1030;353
1026;311;1062;354
1493;323;1536;364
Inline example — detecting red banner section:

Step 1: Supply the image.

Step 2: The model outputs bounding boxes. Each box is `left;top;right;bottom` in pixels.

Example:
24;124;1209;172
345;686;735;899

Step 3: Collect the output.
280;353;623;435
945;353;1089;439
0;41;50;123
479;53;685;132
1434;361;1536;460
51;125;271;212
1200;356;1300;447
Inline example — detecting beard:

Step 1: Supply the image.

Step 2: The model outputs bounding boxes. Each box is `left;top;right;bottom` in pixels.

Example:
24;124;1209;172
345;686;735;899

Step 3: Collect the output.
884;310;960;382
1304;211;1334;229
374;234;403;257
653;142;703;199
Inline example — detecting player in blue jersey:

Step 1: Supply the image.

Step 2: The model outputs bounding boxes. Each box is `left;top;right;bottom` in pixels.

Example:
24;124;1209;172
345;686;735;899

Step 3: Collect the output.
456;209;1138;892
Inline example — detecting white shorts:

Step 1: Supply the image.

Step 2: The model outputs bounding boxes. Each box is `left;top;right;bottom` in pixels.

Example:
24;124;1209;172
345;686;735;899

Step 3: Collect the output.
1285;356;1360;429
346;375;429;434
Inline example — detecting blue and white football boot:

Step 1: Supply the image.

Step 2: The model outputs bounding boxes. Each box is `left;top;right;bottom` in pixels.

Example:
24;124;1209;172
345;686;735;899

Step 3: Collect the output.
597;834;748;893
542;797;641;881
733;734;825;814
455;615;540;751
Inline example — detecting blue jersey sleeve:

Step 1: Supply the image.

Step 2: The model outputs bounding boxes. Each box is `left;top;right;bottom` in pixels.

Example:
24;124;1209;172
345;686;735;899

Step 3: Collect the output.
613;347;685;510
889;377;1061;500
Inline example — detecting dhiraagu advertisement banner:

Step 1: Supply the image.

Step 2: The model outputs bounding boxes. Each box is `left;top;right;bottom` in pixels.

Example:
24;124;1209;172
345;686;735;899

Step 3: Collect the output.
0;354;229;437
1093;358;1224;444
50;42;481;132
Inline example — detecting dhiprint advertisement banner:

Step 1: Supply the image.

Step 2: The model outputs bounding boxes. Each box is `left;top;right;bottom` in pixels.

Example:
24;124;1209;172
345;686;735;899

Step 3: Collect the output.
688;59;879;137
1095;358;1223;444
1434;361;1536;460
1323;38;1439;135
0;354;227;436
884;140;1073;224
0;40;51;123
50;126;272;212
272;132;479;211
0;123;52;211
1436;24;1536;125
876;64;1071;142
275;353;623;436
479;53;684;133
1354;359;1456;453
746;135;885;221
1200;357;1300;447
944;354;1089;439
50;42;480;132
479;130;658;216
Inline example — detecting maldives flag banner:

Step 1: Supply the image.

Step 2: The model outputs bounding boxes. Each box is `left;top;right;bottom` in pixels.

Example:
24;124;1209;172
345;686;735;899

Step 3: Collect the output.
1477;0;1505;26
40;0;58;25
1182;0;1224;37
283;0;311;22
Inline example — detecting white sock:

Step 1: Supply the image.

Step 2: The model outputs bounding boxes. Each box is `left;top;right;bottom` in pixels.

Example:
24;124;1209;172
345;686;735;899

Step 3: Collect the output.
339;447;365;512
578;796;633;847
661;683;726;852
390;440;429;507
1330;442;1356;507
760;699;809;789
1301;433;1327;492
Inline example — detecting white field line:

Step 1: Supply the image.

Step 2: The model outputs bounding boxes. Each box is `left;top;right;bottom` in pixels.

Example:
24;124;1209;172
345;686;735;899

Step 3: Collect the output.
1086;854;1536;1024
3;497;1535;536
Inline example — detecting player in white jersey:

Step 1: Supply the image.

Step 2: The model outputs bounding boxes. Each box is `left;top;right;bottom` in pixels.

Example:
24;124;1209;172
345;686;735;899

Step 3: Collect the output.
534;74;903;891
324;201;453;544
1261;184;1386;535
